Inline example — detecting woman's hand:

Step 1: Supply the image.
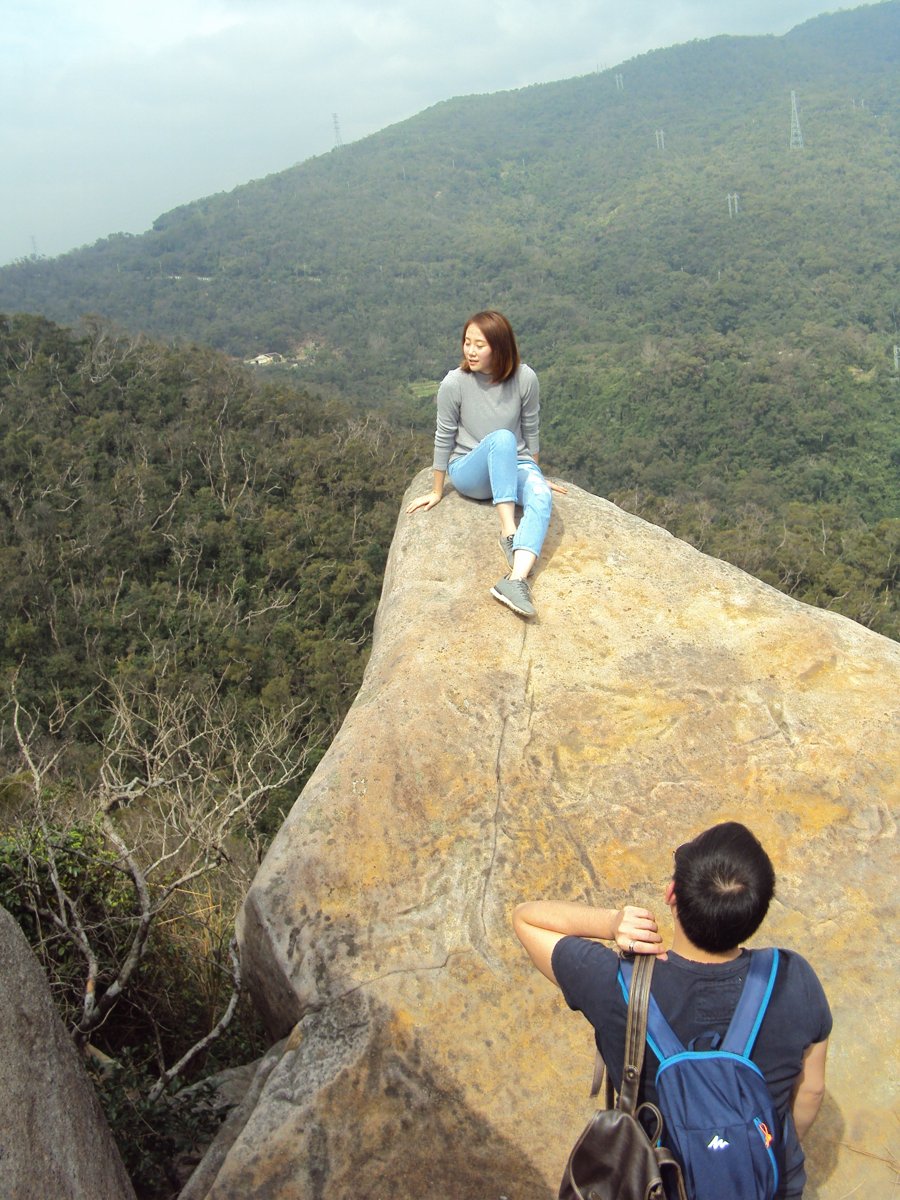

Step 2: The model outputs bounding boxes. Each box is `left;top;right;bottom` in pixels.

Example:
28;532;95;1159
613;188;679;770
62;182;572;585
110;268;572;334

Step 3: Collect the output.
548;480;568;495
612;906;667;958
406;491;443;515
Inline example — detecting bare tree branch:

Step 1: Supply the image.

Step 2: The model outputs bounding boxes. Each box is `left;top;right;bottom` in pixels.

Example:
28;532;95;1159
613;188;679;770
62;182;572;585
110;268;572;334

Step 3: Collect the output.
4;666;312;1091
147;937;242;1104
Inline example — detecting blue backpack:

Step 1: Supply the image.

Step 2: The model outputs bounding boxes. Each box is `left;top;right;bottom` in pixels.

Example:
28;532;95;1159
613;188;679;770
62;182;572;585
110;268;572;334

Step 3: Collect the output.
620;949;781;1200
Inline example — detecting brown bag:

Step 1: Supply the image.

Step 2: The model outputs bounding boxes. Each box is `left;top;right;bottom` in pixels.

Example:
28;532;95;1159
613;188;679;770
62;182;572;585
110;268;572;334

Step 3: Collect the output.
558;955;687;1200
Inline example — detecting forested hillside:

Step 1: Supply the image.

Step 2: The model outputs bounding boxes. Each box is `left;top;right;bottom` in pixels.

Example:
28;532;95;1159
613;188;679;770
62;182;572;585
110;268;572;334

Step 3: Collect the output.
0;5;896;637
4;9;898;396
0;314;421;789
0;314;424;1194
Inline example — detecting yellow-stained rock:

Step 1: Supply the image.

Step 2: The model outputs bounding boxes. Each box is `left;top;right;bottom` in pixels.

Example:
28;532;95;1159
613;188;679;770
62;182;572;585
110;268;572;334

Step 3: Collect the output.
205;474;897;1199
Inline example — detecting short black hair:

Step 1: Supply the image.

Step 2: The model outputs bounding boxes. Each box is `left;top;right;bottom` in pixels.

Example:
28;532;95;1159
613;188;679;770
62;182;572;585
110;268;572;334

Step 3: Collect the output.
673;823;775;954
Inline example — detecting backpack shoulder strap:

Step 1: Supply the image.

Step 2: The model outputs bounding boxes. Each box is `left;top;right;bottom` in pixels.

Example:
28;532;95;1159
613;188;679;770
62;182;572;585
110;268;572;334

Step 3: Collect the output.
623;949;780;1063
588;1050;616;1112
721;947;779;1057
620;958;684;1064
616;953;655;1115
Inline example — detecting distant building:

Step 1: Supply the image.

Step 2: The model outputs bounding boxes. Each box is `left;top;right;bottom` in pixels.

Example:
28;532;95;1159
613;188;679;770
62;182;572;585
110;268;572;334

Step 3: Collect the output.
244;353;284;366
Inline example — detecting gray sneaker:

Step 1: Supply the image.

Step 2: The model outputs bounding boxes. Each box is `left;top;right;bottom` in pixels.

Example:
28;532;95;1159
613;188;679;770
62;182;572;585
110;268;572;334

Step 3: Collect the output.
491;575;536;618
498;534;515;570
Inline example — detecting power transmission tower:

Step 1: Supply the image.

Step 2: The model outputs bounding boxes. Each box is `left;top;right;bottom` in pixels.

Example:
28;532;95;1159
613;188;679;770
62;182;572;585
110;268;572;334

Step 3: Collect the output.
332;113;343;149
655;129;665;150
727;193;740;218
790;91;804;148
615;73;624;91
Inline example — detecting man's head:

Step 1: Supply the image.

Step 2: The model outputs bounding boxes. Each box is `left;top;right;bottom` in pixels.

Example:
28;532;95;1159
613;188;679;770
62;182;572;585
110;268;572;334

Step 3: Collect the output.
671;822;775;954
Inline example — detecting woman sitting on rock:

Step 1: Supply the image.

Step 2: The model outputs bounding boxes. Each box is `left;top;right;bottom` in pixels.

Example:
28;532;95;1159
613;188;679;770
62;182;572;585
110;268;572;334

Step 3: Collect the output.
406;309;564;618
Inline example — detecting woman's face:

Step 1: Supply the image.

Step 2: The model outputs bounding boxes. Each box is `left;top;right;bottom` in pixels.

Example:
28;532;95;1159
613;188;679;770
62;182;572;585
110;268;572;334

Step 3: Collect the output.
463;323;494;375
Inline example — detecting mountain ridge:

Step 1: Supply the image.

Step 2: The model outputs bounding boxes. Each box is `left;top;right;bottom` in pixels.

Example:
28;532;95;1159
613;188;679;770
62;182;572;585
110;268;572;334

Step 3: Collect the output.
3;5;896;366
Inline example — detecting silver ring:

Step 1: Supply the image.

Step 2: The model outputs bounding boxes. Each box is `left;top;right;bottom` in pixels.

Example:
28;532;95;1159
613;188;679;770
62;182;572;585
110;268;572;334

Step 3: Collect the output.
628;940;635;953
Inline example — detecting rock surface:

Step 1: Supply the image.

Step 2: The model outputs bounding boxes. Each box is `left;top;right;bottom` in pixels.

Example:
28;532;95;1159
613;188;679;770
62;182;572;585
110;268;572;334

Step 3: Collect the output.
199;473;898;1198
0;905;136;1200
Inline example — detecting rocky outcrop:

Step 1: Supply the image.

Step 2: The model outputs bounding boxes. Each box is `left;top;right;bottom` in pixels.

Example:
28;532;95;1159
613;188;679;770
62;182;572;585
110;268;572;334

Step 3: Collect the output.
0;906;136;1200
192;472;898;1199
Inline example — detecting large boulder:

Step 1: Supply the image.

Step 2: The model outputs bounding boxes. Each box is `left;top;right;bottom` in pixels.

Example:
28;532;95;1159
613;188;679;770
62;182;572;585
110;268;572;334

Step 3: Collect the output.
201;473;897;1198
0;906;136;1199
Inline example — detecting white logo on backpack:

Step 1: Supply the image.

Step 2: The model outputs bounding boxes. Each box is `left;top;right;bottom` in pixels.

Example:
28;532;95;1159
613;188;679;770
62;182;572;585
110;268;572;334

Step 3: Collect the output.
707;1135;730;1151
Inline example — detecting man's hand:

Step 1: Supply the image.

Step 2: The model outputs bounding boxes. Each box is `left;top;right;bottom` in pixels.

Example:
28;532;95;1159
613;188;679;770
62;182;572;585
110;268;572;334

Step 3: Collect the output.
612;905;667;958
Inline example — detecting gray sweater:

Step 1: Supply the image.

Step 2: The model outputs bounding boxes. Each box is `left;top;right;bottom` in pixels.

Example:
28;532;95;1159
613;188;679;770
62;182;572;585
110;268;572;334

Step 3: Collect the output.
432;365;540;472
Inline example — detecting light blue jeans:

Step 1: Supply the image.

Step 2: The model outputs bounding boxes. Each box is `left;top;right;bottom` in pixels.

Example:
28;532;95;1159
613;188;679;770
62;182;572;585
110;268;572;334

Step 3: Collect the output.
447;428;553;557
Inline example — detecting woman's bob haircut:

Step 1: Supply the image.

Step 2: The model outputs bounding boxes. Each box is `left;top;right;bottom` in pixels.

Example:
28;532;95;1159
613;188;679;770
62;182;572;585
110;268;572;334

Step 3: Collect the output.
460;310;520;383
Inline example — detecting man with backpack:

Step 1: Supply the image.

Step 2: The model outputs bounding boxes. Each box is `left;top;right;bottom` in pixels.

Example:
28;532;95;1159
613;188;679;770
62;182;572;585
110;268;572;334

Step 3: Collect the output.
513;822;831;1199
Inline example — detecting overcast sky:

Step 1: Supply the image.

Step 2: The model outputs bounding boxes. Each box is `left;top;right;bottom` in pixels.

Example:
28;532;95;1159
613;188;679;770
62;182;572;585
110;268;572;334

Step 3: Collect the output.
0;0;877;266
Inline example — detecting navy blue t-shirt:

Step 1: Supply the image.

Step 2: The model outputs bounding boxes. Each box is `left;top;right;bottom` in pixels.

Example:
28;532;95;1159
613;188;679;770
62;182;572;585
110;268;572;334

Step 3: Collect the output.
552;939;832;1198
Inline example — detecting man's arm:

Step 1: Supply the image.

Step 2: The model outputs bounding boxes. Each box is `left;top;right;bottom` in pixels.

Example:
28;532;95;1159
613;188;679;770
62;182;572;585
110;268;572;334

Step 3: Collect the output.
512;901;665;985
791;1038;828;1140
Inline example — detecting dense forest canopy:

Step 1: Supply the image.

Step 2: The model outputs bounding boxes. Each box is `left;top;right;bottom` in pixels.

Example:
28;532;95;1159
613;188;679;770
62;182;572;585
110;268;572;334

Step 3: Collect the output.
0;315;421;767
0;314;426;1193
